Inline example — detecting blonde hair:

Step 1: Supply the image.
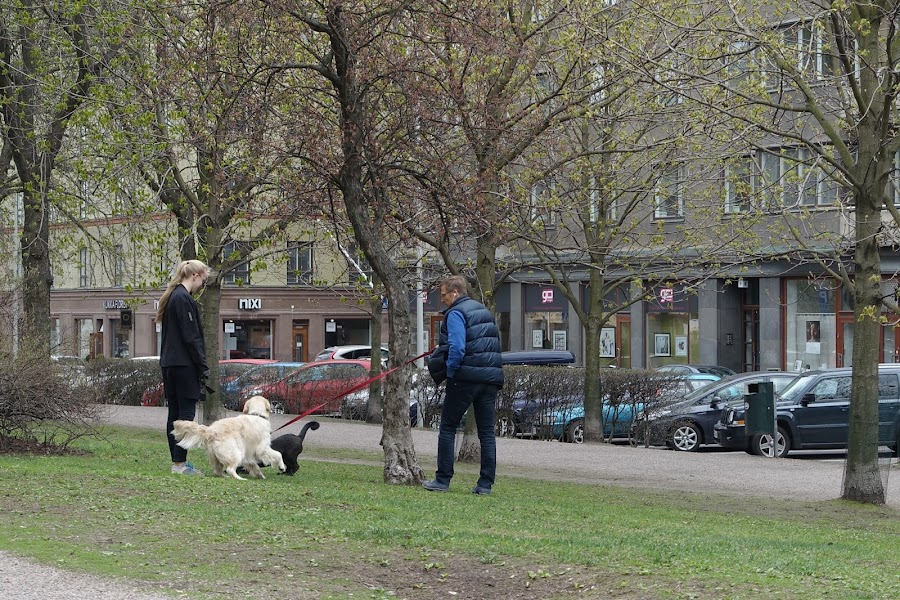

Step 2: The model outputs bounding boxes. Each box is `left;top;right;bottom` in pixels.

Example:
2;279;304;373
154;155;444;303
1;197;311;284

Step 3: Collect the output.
155;260;210;323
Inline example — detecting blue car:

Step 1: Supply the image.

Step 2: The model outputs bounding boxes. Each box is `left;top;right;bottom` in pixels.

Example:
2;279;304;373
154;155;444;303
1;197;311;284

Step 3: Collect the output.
520;374;721;444
222;362;305;410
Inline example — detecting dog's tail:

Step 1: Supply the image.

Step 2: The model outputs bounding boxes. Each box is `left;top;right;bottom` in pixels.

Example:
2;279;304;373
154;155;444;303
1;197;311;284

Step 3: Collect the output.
297;420;320;442
171;420;210;450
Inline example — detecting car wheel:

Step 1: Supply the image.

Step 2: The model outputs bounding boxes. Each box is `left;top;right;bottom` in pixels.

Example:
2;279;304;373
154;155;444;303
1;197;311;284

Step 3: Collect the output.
268;396;286;415
751;426;789;458
565;418;584;444
495;411;517;438
668;420;701;452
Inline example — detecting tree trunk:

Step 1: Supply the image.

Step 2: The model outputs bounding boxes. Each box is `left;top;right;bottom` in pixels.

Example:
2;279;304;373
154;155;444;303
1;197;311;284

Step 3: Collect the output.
367;292;384;424
457;237;497;462
327;5;422;485
842;193;886;504
198;281;224;424
19;185;52;354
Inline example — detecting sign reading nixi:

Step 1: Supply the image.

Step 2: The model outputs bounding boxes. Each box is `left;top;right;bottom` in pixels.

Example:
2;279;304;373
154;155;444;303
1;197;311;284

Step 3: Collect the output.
239;298;262;310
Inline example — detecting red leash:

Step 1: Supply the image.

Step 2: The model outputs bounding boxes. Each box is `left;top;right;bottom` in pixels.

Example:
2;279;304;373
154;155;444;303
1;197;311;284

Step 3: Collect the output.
272;350;433;433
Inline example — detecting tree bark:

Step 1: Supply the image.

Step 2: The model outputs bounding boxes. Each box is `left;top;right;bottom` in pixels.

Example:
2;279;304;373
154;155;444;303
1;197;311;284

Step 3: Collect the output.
327;4;422;484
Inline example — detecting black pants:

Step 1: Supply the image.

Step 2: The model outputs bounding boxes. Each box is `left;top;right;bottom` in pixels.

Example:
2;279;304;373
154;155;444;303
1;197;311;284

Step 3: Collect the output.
163;366;201;463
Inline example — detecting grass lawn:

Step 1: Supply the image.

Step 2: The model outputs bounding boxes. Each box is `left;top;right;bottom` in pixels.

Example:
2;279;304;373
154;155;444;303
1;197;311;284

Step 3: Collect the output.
0;425;898;599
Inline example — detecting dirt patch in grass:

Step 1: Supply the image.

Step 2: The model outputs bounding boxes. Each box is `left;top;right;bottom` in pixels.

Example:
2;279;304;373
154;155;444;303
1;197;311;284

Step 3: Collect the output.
163;540;720;600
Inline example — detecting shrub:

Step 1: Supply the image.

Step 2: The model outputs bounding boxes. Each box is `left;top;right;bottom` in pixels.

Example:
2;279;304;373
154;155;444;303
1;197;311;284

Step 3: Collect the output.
83;357;163;406
0;348;102;452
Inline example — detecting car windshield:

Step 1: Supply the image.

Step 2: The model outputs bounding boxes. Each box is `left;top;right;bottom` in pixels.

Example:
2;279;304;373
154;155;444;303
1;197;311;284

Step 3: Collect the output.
776;373;817;402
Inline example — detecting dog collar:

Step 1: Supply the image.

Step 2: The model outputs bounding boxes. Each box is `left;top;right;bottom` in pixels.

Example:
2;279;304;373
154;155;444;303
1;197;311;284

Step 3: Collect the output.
248;412;269;420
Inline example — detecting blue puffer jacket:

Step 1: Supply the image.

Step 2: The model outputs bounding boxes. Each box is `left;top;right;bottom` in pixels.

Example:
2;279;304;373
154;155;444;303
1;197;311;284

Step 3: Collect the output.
428;296;504;388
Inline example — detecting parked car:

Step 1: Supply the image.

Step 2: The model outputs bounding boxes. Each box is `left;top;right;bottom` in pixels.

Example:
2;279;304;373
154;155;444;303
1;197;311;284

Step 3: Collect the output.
714;366;900;457
635;371;797;452
541;373;722;444
241;358;371;414
314;345;388;362
421;350;577;432
340;377;420;427
656;364;737;377
221;362;306;410
141;358;277;407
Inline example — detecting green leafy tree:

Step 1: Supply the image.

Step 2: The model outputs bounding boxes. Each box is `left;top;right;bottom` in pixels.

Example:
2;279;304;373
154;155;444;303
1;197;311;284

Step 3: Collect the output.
678;1;900;503
0;0;129;353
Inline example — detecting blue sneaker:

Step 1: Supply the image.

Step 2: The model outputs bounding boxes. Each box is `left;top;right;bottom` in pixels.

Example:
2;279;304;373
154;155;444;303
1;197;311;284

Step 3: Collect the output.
422;479;449;492
171;462;204;476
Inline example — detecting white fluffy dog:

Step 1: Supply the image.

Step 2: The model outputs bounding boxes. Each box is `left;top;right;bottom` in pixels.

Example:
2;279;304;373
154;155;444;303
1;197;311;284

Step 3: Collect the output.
171;395;286;480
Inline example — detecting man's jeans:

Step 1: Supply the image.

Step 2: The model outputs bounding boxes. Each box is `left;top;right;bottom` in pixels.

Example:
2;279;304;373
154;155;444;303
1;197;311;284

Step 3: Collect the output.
435;380;499;489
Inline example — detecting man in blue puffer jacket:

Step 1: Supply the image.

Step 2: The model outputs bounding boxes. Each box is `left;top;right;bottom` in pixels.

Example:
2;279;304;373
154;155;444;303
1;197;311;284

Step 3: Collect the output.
424;275;504;495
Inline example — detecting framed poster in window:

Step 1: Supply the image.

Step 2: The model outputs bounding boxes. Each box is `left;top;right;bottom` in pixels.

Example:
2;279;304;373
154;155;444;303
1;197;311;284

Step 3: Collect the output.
599;327;616;358
654;333;671;357
553;330;567;350
674;335;688;357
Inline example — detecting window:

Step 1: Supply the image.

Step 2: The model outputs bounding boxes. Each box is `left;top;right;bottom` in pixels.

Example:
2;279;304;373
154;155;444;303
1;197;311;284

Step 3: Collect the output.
892;151;900;206
345;243;372;286
656;55;686;107
589;176;616;222
223;241;252;285
530;179;557;227
112;244;124;287
287;242;313;285
79;248;89;288
737;148;846;210
724;158;753;214
655;166;684;219
765;20;851;89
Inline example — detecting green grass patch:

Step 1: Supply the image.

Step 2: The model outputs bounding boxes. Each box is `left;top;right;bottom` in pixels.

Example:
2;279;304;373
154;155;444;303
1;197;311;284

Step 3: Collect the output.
0;425;898;599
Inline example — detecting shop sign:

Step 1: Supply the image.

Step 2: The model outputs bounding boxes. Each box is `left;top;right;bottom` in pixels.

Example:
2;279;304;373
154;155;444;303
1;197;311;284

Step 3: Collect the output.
659;288;674;303
239;298;262;310
104;299;128;309
541;289;554;303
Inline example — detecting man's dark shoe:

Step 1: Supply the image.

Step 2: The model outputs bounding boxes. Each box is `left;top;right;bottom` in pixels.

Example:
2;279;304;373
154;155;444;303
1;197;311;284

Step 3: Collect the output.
471;485;492;495
423;479;449;492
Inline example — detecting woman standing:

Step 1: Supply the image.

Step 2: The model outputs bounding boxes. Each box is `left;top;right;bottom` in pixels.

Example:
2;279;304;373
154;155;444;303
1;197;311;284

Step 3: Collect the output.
155;260;210;475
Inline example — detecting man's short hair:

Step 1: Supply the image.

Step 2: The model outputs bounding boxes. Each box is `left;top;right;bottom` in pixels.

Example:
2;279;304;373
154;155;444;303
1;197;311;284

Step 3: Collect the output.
441;275;467;295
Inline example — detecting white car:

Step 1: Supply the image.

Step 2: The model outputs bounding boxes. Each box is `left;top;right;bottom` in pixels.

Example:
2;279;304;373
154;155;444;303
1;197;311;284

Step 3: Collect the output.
314;345;388;362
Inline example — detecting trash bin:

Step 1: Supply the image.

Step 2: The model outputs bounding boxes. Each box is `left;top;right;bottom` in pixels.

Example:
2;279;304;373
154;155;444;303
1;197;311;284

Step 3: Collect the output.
745;381;775;437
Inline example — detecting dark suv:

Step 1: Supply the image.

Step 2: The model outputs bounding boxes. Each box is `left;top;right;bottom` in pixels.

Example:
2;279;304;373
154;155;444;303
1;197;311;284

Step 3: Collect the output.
714;366;900;457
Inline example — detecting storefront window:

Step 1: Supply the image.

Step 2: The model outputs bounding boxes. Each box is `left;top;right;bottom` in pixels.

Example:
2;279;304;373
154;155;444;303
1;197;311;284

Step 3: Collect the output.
646;283;698;368
113;319;130;358
526;312;567;349
524;284;569;350
647;313;693;368
785;281;835;370
225;319;272;359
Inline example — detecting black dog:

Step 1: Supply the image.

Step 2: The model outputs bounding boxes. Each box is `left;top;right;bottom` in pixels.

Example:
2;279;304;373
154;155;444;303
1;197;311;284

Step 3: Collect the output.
269;421;320;476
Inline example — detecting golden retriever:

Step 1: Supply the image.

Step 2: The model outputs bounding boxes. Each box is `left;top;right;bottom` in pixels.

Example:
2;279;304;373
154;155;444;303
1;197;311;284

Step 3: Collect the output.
171;395;286;480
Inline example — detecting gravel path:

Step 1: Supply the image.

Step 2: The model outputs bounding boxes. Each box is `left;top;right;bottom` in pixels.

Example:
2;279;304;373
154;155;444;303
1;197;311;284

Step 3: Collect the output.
3;405;897;599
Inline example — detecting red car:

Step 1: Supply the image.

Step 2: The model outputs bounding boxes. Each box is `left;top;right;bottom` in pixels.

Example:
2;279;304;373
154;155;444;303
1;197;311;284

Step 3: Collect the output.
141;358;277;407
240;358;372;415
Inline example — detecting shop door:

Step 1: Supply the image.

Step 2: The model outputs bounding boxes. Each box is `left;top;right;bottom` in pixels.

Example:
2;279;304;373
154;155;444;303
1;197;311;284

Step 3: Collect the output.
836;315;854;368
292;324;308;362
837;316;899;366
743;308;759;372
429;315;444;350
617;317;631;368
